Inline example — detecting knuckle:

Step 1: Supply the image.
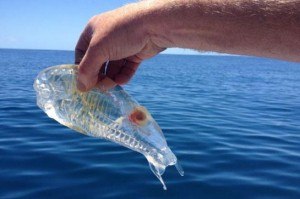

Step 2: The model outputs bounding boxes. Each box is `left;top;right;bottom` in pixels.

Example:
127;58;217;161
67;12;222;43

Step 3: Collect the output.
88;15;98;25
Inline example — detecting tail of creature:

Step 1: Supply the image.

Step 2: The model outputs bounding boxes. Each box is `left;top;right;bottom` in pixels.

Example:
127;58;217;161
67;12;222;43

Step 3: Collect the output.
146;155;184;190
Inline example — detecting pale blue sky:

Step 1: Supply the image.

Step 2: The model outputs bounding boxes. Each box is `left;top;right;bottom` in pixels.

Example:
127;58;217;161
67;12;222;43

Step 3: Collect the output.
0;0;199;54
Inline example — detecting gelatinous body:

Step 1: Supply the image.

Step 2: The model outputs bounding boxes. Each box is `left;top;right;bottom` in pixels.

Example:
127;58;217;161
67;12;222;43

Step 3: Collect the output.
33;64;183;190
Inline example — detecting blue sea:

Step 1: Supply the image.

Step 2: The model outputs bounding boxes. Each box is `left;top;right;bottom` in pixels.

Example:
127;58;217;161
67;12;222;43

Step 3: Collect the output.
1;49;300;199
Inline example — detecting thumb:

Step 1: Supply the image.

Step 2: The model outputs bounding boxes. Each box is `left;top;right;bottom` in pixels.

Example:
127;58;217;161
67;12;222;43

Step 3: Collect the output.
77;45;107;92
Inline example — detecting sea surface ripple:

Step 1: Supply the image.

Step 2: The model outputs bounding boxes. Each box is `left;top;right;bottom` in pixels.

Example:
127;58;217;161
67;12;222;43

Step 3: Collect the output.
0;49;300;199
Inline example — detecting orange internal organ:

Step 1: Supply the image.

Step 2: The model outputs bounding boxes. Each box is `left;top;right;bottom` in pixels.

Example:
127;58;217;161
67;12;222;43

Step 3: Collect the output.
129;106;148;126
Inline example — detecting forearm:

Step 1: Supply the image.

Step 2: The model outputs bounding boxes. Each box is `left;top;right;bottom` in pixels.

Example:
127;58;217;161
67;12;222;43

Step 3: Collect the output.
75;0;300;90
140;0;300;61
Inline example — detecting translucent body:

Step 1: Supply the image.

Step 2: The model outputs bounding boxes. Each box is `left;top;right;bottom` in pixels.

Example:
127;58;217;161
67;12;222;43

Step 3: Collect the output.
33;64;183;190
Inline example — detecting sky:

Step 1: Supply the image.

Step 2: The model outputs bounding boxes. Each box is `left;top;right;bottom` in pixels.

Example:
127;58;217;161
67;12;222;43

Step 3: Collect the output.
0;0;201;55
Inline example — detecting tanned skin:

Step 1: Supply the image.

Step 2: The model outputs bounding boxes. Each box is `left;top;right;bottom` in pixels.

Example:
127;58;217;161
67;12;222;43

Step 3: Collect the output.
75;0;300;91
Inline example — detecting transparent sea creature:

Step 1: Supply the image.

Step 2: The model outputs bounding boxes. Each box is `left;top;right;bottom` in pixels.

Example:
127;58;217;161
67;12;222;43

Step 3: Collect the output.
33;64;184;190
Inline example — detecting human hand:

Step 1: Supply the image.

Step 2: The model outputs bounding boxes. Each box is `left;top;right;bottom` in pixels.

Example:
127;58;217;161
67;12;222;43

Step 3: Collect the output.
75;0;300;89
75;3;165;92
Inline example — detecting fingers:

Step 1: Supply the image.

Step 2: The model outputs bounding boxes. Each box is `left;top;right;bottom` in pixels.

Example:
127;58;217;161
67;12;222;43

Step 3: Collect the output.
75;24;101;92
75;14;145;92
76;38;139;92
95;59;140;91
113;59;140;85
75;25;93;65
96;76;117;91
96;62;117;91
105;60;125;78
75;22;108;92
77;44;107;92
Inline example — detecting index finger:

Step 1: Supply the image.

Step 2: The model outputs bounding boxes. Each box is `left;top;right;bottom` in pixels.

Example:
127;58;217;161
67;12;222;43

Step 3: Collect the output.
75;23;108;92
75;24;93;65
77;38;109;92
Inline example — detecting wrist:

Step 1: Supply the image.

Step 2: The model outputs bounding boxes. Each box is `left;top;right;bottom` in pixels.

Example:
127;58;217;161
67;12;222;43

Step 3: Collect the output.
138;0;178;48
138;0;204;49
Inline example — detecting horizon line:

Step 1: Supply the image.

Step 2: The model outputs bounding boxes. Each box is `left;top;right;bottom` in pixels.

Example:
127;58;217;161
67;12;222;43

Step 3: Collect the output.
0;47;237;56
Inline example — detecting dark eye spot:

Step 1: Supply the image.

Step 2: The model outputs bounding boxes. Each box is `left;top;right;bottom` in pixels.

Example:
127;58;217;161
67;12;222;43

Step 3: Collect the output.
129;107;148;126
135;110;146;121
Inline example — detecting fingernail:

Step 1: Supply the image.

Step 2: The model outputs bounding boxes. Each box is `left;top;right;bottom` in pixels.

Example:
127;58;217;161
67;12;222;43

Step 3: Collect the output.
77;79;86;92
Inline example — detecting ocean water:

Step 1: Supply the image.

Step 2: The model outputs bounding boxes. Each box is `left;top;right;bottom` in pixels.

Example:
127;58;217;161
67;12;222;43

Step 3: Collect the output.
0;49;300;199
